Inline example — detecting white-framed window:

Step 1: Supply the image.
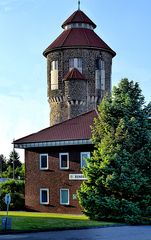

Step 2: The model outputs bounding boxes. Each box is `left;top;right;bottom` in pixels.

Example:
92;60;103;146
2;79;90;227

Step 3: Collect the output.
40;154;48;170
60;189;69;205
69;58;82;73
40;188;49;204
59;153;69;170
80;152;90;168
51;60;58;90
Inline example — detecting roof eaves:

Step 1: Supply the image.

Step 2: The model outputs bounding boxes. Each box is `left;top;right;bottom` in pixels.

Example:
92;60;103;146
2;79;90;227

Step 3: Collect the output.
44;45;115;57
14;139;92;149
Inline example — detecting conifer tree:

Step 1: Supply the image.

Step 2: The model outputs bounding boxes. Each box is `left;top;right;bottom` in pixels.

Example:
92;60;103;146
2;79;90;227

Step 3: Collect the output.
7;150;22;169
78;79;151;224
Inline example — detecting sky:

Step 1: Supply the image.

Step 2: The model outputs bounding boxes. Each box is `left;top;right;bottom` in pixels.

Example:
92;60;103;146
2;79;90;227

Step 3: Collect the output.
0;0;151;161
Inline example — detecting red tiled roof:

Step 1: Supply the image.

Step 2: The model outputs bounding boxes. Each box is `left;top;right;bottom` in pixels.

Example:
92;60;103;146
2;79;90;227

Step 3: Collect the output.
14;110;98;144
63;68;86;81
43;28;116;57
62;10;96;29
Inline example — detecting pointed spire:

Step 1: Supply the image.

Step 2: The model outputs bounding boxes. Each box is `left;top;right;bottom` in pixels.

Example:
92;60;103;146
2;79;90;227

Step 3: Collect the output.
78;0;80;10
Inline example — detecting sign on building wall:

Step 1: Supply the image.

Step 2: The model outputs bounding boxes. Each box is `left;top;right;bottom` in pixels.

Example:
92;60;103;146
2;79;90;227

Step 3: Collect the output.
72;193;77;200
69;174;87;180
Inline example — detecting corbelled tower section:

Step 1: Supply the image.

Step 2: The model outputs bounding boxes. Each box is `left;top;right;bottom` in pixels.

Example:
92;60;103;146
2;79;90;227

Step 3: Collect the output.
43;9;116;126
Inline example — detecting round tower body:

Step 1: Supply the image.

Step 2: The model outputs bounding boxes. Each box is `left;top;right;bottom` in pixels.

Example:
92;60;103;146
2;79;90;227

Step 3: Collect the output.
44;9;116;126
64;77;87;119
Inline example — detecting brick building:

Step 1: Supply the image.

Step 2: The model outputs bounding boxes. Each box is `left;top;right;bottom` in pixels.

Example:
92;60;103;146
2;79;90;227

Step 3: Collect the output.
14;5;115;214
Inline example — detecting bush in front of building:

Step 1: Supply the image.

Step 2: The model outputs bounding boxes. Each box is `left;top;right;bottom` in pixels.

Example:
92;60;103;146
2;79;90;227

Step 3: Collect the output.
0;179;25;211
78;79;151;224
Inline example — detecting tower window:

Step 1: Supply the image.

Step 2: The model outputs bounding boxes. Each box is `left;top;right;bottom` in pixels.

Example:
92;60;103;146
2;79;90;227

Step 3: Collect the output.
51;60;58;70
69;58;82;73
77;58;82;68
64;23;94;30
95;58;105;70
95;59;105;90
51;60;58;90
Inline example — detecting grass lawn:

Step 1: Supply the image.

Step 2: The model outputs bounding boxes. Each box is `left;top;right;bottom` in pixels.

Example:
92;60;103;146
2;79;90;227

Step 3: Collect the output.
0;212;118;231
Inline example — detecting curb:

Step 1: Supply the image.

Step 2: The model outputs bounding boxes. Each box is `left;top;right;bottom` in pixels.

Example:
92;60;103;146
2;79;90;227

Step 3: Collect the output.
0;224;127;235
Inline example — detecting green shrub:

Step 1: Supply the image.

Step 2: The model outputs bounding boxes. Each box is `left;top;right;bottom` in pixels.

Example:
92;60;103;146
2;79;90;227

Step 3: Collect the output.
0;179;25;211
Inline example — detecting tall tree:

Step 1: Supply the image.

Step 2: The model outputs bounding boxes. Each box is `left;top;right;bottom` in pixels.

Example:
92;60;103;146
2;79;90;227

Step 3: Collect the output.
7;150;22;169
78;79;151;224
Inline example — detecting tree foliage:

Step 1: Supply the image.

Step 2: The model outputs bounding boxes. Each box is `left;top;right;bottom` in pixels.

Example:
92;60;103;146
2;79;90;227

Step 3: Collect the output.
0;151;25;210
1;150;24;179
78;79;151;224
144;101;151;131
7;150;22;169
0;179;25;210
0;155;7;176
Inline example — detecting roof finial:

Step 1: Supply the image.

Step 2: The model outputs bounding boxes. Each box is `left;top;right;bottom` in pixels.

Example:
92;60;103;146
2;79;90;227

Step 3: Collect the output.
78;0;80;10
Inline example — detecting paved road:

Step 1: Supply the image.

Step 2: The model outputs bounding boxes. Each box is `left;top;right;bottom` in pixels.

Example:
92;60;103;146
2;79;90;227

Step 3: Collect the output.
0;226;151;240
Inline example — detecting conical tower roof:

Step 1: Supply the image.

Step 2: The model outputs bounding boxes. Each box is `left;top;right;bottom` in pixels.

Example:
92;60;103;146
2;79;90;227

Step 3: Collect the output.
43;9;116;57
63;68;86;81
62;10;96;29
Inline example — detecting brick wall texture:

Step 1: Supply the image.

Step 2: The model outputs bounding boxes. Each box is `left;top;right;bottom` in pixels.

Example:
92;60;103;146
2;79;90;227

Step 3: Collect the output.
25;145;93;214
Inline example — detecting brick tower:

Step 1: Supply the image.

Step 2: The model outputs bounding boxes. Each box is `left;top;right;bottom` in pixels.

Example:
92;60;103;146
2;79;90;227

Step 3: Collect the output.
43;7;116;126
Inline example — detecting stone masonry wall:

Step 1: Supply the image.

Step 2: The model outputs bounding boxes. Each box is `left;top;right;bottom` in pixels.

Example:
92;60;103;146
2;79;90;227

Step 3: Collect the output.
47;48;113;126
